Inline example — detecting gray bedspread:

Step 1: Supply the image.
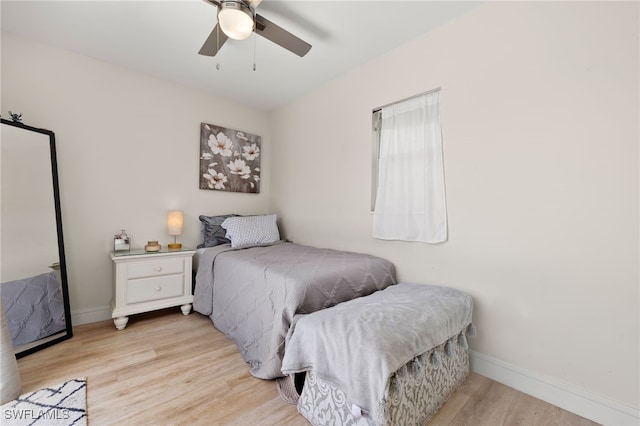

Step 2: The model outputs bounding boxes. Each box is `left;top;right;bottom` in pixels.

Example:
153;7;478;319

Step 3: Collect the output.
281;283;473;425
1;271;66;346
193;241;397;379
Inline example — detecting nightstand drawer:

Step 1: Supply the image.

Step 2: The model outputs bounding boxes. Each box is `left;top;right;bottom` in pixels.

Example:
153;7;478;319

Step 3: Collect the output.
127;275;184;304
127;258;183;279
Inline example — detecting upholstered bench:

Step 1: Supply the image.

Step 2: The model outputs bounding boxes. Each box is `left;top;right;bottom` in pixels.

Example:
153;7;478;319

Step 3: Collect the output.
281;282;475;426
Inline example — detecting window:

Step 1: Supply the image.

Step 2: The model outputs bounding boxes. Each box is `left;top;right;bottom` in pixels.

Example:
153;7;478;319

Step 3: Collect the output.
372;89;447;243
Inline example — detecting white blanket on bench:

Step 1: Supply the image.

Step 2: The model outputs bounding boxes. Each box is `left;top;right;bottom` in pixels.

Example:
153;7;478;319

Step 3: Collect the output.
281;282;473;424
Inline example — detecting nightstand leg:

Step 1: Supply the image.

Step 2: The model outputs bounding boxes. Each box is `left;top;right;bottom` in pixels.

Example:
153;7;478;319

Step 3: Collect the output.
113;316;129;330
180;304;192;315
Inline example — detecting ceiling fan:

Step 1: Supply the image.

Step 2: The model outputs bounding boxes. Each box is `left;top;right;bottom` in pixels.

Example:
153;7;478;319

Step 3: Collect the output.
199;0;312;58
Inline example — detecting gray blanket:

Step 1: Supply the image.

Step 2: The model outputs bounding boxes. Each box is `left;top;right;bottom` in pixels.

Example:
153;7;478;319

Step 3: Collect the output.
193;241;397;379
1;271;66;346
281;283;473;424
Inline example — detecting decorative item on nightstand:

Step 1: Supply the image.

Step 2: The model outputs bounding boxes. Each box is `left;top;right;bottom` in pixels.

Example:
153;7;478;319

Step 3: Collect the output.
114;229;130;252
144;241;161;252
167;210;183;249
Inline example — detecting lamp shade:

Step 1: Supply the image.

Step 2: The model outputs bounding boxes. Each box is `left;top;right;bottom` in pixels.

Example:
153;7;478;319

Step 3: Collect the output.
218;1;254;40
167;210;184;236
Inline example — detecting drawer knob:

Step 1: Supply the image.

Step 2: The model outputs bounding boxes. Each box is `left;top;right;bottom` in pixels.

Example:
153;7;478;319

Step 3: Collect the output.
155;266;162;272
155;286;162;292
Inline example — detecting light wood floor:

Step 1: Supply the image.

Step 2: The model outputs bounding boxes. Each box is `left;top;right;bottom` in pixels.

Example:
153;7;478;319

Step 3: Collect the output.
16;308;599;426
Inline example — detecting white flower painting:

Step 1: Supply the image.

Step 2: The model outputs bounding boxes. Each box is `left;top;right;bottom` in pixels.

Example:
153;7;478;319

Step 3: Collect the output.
200;123;262;193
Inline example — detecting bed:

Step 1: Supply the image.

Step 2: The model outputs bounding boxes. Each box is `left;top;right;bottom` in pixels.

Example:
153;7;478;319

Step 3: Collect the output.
1;270;66;347
193;214;474;424
282;283;475;425
192;213;397;379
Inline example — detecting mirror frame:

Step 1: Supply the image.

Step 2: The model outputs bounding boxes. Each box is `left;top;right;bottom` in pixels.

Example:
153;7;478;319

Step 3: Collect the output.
1;118;73;358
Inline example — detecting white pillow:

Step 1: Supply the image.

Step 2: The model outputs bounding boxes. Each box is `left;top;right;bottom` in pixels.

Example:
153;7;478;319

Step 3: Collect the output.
221;214;280;248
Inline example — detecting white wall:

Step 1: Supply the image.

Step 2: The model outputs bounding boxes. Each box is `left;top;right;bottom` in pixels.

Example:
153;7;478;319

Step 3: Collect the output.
270;0;639;418
1;33;271;320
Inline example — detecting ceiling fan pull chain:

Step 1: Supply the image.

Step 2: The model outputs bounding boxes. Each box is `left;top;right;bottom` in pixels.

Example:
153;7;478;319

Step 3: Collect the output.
216;22;221;71
252;26;257;71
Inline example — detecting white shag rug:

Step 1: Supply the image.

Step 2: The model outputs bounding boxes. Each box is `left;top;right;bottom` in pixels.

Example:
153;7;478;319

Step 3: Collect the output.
0;378;87;425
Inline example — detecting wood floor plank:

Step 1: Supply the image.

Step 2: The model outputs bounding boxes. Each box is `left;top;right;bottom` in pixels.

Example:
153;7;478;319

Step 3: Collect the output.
15;308;600;425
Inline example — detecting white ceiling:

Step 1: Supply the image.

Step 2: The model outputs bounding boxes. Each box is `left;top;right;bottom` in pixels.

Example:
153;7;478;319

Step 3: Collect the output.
1;0;480;111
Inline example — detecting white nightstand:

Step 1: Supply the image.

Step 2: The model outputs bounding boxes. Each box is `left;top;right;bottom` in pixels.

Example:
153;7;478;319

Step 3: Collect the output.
110;248;196;330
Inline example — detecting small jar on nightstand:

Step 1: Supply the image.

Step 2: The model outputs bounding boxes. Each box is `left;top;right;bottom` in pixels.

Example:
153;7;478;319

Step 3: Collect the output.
110;247;196;330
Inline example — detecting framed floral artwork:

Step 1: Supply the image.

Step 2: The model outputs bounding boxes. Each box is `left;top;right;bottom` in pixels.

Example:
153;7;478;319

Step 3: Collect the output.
199;123;261;193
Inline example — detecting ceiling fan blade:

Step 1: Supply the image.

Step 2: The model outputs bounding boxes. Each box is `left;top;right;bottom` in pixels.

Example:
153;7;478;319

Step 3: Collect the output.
255;14;311;57
199;24;229;57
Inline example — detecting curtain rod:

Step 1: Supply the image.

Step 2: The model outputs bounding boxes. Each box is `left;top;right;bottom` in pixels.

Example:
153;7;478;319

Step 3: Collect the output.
372;87;441;113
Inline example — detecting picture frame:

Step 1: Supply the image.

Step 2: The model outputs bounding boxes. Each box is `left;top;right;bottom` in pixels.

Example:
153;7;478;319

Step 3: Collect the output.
199;123;261;194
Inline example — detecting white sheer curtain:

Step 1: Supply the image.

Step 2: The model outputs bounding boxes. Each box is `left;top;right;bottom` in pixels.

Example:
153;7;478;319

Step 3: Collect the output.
373;90;447;243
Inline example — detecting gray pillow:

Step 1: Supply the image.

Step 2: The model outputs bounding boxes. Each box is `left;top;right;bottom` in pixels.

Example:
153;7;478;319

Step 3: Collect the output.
197;214;238;248
221;214;280;248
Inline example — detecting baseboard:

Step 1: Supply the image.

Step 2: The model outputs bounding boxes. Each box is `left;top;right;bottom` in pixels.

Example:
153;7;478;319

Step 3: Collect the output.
71;306;111;326
469;350;640;426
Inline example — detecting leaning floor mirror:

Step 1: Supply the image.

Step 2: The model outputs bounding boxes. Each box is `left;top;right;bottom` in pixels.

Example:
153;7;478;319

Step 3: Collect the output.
0;118;73;358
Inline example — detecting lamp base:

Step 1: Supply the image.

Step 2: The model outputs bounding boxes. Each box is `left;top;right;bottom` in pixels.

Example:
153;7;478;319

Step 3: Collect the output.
168;243;182;250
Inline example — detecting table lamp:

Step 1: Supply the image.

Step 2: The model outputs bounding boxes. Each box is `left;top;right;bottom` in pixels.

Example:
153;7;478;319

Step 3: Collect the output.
167;210;183;249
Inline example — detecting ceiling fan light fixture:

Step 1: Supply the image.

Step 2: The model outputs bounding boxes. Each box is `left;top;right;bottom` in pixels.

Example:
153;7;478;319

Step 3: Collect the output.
218;1;254;41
